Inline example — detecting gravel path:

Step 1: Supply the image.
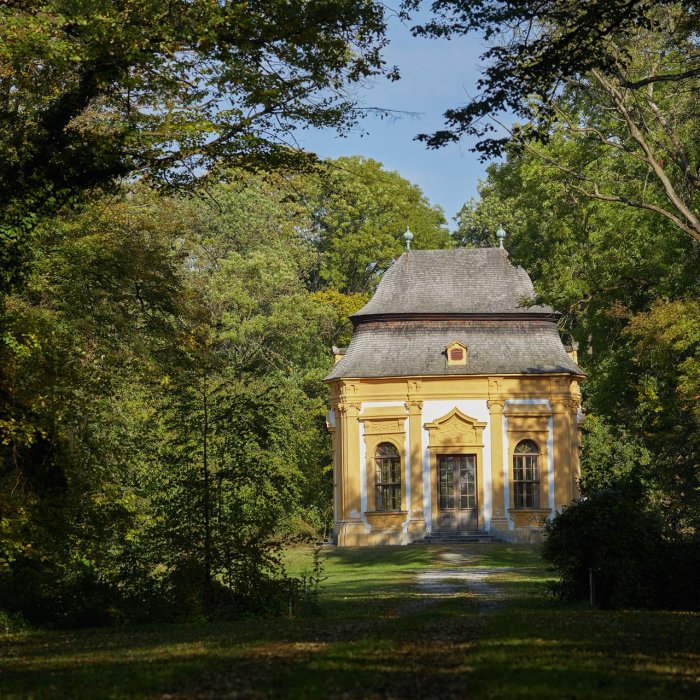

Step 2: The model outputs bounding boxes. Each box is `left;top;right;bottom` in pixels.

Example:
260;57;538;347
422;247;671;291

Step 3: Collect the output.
414;567;508;610
399;549;511;613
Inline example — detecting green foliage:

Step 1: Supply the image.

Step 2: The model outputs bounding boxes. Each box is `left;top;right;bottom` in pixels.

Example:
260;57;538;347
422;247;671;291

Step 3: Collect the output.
311;157;451;293
543;486;699;610
1;155;443;625
404;1;690;155
309;289;369;348
579;416;651;494
0;0;392;295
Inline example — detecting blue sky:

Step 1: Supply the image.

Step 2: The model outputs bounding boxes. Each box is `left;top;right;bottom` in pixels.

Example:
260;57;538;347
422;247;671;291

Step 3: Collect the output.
295;13;492;229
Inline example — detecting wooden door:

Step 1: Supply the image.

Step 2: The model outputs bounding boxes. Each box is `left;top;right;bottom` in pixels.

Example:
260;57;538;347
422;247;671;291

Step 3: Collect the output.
437;454;477;530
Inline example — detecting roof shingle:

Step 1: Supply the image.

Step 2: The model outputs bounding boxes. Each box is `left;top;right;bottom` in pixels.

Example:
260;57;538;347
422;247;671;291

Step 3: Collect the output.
353;248;553;318
326;320;583;379
326;248;583;381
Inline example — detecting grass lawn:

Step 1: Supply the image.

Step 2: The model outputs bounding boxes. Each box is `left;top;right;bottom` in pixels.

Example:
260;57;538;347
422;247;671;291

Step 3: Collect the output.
1;544;698;699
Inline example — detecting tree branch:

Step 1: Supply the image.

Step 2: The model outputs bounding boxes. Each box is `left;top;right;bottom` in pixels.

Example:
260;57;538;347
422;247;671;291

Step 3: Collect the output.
619;66;700;90
514;135;700;245
591;68;700;241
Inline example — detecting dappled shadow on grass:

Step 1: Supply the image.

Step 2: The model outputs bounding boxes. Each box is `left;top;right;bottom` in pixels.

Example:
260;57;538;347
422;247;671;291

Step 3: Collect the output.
464;608;700;700
2;545;698;700
0;618;381;699
270;604;699;700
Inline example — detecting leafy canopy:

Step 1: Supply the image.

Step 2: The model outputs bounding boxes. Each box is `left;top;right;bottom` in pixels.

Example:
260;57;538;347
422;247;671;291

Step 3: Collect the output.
0;0;392;291
404;0;689;157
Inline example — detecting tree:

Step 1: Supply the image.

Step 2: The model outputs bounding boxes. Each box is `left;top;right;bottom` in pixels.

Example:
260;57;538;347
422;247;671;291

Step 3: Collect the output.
0;0;392;292
542;483;699;610
407;1;700;243
309;156;451;293
459;141;699;528
403;0;687;153
0;172;344;624
519;6;700;243
0;188;189;625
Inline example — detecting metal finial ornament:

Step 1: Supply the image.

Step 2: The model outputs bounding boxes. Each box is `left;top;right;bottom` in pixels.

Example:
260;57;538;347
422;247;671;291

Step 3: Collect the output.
496;225;506;249
403;227;414;251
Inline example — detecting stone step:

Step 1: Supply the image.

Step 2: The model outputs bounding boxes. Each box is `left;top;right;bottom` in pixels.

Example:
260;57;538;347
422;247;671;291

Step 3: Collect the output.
412;531;502;544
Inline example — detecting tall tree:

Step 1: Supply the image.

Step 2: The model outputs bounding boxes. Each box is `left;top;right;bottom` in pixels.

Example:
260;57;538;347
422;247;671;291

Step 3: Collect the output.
406;1;700;243
309;156;451;293
0;0;392;292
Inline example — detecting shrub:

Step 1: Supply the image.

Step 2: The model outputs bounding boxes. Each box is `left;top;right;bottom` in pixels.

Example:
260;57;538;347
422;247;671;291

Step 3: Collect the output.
0;555;122;628
542;483;699;610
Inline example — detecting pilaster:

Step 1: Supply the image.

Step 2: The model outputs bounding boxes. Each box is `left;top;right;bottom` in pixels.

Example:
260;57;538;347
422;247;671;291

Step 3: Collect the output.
405;399;425;536
567;398;582;500
341;401;362;518
551;398;572;507
335;400;364;545
487;399;507;531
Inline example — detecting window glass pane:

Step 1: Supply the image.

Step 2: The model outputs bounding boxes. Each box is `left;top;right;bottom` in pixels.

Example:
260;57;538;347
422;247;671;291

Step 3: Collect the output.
514;484;523;508
513;461;524;481
439;457;454;509
390;462;401;483
513;447;539;509
375;442;399;458
375;443;400;511
460;493;475;509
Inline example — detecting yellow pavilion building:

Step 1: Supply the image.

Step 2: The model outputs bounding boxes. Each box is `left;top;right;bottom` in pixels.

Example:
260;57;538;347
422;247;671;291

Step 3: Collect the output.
325;247;584;545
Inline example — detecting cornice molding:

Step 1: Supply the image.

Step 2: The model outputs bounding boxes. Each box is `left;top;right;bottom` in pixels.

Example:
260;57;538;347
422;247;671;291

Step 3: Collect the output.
351;311;562;327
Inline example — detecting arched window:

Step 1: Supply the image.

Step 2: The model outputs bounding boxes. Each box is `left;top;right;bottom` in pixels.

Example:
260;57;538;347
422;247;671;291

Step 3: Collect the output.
513;440;540;509
375;442;401;511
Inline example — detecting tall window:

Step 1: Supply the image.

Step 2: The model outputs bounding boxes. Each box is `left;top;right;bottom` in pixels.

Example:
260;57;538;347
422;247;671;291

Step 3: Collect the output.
375;442;401;511
513;440;540;509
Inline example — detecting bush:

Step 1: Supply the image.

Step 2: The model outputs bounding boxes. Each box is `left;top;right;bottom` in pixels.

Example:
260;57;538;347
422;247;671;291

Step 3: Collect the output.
0;609;28;634
542;484;699;610
0;555;122;628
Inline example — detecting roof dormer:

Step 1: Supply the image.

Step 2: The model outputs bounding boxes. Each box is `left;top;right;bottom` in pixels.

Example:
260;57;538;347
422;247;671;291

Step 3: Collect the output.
446;341;468;366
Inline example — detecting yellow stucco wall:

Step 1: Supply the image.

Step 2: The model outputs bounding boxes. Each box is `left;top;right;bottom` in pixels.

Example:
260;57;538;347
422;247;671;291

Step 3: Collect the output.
327;374;582;546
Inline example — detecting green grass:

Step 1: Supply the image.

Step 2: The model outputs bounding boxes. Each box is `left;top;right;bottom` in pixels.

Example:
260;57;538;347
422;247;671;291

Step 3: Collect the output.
2;544;698;699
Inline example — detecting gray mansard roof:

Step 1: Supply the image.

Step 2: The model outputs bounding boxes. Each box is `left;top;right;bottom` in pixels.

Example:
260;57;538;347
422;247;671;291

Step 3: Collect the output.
352;248;553;318
326;248;584;380
325;320;582;379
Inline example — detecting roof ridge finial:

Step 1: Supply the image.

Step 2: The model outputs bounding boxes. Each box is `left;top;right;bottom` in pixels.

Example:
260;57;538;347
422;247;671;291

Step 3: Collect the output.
496;225;506;250
403;227;414;251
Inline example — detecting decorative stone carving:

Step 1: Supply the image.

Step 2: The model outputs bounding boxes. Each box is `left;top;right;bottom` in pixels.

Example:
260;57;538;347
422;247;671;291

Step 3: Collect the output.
440;418;477;443
336;400;361;416
425;408;487;448
487;399;505;412
406;379;422;395
364;419;404;434
338;382;359;400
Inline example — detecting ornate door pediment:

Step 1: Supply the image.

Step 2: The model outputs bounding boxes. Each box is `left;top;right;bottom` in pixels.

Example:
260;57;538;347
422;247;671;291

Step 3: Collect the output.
425;408;487;448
